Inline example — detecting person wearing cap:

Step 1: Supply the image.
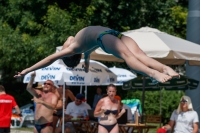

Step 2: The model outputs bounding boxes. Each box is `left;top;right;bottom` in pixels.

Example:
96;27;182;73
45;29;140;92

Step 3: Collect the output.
27;72;59;133
55;93;91;133
162;95;199;133
115;95;133;122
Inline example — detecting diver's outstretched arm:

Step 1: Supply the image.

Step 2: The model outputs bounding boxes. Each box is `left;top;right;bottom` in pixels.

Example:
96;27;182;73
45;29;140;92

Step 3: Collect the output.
14;46;75;78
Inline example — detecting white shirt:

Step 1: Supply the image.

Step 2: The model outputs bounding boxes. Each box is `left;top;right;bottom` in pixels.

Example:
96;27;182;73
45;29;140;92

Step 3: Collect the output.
82;102;92;110
170;109;199;133
122;104;133;121
65;101;91;118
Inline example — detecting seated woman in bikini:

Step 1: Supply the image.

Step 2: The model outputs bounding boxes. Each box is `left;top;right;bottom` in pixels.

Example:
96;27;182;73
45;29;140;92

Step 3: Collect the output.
94;84;125;133
14;26;179;83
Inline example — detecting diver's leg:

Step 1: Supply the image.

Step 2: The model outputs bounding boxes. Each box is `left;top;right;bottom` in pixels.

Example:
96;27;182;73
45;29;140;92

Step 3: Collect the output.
120;36;179;77
102;35;172;83
61;36;75;50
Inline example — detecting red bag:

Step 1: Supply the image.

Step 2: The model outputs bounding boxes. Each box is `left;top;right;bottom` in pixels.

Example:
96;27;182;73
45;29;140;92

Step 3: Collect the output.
156;128;166;133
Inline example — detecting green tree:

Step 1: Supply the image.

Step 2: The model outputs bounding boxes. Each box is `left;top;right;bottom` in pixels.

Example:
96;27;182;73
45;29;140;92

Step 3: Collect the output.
125;89;184;120
0;0;188;109
0;1;88;82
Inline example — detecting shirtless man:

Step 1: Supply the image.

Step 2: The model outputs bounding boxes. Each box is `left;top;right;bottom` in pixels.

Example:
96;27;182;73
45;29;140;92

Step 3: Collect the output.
52;85;75;133
27;72;59;133
15;26;179;83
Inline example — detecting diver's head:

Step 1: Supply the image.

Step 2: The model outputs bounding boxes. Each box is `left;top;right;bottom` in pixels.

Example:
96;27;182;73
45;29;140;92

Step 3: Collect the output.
62;54;82;68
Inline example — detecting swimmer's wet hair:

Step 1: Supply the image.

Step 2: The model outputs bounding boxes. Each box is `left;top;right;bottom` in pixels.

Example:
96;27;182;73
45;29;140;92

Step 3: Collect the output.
62;54;82;68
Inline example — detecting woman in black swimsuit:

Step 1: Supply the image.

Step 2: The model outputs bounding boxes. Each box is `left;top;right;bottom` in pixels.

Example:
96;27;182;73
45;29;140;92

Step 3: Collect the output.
94;84;125;133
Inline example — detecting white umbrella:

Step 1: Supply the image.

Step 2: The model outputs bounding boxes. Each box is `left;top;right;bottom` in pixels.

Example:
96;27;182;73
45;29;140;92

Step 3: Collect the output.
23;59;117;133
60;59;117;85
108;66;137;86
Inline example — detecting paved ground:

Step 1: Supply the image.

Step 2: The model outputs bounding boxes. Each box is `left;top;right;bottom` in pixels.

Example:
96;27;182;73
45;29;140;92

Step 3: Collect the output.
11;130;32;133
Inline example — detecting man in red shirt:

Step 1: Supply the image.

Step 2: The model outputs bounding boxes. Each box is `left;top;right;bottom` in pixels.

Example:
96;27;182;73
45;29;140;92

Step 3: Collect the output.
0;85;21;133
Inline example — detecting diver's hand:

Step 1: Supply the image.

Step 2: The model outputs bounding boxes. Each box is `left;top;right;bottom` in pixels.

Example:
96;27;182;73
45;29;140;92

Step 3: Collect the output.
82;64;89;73
31;71;36;77
14;68;29;78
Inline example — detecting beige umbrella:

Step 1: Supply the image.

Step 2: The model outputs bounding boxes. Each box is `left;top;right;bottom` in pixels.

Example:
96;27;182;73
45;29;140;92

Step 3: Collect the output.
60;27;200;65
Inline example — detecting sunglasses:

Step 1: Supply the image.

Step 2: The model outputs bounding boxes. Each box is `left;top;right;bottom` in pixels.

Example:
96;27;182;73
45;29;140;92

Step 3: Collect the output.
44;82;52;86
180;100;188;103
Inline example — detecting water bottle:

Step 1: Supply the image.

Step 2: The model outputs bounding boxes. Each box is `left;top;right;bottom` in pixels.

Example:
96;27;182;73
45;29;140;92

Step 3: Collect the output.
83;110;89;121
83;110;87;118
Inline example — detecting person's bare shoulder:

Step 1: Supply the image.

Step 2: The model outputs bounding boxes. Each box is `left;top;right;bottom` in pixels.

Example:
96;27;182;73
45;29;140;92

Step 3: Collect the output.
49;92;59;99
98;98;105;105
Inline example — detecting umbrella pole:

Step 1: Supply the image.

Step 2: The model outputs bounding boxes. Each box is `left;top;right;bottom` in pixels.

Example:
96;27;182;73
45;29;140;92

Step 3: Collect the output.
141;76;146;123
80;85;82;94
85;85;87;100
160;88;162;115
62;83;65;133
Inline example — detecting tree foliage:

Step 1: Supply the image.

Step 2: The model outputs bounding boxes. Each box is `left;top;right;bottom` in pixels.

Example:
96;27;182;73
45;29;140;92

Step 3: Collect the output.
0;0;188;81
125;89;184;120
0;0;188;119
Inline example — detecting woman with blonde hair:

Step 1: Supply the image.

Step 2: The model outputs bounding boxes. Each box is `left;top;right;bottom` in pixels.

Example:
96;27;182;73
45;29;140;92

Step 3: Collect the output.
162;95;199;133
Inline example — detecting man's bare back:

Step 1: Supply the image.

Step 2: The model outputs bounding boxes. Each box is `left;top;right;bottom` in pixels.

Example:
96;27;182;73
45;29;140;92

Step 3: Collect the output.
57;85;75;107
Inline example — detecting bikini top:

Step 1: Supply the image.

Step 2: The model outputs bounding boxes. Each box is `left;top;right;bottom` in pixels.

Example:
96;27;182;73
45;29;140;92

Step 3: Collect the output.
104;110;118;115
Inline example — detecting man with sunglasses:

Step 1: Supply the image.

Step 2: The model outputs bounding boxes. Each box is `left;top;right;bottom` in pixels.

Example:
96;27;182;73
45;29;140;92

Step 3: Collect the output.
27;72;59;133
162;95;199;133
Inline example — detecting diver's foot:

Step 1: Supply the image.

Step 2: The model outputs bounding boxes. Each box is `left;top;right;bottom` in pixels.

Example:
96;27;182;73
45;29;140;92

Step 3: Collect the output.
151;70;172;83
163;66;180;78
